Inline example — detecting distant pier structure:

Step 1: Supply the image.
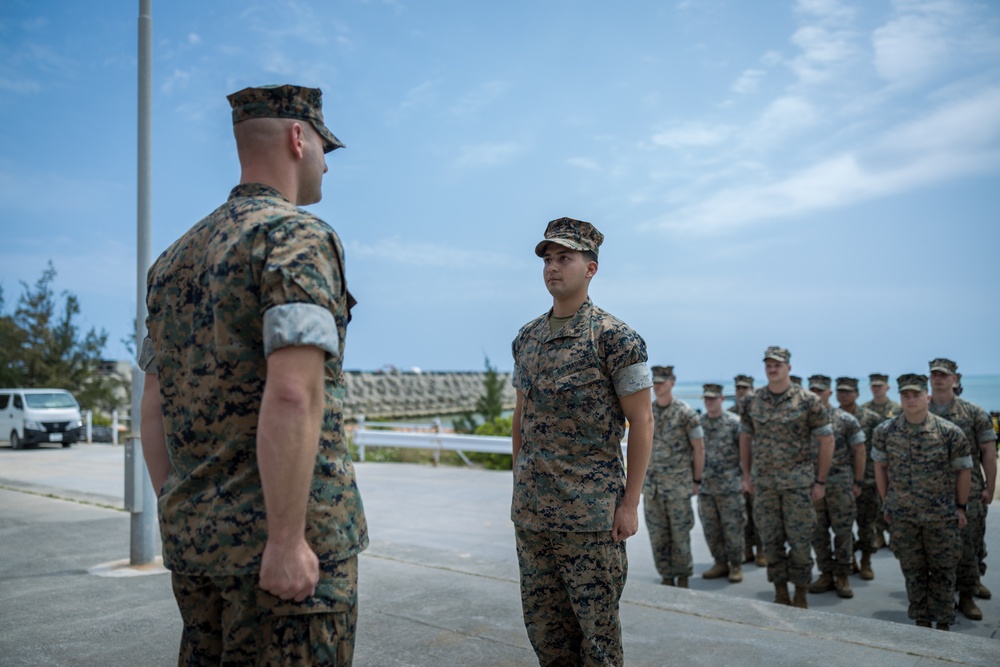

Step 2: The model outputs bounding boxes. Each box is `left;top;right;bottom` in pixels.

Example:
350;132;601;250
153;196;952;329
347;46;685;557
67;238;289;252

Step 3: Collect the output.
343;369;516;420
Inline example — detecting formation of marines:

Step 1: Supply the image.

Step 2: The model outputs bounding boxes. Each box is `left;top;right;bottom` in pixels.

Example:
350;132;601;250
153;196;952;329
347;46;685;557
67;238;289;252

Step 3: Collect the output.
647;351;997;630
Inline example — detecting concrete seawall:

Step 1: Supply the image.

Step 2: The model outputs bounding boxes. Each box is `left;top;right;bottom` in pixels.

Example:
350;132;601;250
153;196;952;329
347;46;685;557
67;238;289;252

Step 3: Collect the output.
343;370;516;420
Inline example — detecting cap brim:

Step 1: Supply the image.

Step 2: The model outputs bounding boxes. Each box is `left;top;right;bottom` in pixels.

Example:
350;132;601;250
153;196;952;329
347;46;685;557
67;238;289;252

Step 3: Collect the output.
763;355;787;362
312;121;345;153
929;366;954;374
535;238;589;257
869;381;887;386
899;384;926;392
835;385;856;391
702;393;722;398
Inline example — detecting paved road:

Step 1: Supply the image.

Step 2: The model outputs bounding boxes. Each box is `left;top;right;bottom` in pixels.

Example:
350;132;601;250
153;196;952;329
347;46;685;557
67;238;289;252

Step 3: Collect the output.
1;443;998;666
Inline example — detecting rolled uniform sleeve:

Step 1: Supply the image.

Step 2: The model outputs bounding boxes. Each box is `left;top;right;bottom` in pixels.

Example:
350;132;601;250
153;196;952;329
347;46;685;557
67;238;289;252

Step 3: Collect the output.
870;424;888;464
138;336;158;374
950;429;974;470
259;216;346;358
612;362;652;398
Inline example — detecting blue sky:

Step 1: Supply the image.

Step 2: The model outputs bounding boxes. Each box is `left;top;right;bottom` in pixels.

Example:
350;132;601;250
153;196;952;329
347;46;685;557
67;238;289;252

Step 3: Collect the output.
1;0;999;382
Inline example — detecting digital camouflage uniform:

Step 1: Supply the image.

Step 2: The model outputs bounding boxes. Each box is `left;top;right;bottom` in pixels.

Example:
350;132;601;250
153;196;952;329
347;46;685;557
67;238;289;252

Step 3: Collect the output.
730;375;761;560
512;295;651;667
928;396;997;597
698;410;745;568
812;406;865;577
740;385;832;587
872;412;972;626
841;402;884;556
643;397;704;580
141;172;367;663
862;398;902;420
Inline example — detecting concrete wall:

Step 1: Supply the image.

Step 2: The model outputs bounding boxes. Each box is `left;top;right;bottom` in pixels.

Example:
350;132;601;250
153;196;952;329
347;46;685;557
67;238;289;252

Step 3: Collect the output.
343;370;516;420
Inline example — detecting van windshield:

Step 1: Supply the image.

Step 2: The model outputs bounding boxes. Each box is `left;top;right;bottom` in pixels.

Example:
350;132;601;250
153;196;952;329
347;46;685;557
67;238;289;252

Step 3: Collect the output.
24;392;78;409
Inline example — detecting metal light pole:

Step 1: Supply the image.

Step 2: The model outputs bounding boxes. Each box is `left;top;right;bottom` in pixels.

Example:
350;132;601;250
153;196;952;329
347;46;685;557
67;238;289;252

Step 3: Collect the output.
125;0;156;565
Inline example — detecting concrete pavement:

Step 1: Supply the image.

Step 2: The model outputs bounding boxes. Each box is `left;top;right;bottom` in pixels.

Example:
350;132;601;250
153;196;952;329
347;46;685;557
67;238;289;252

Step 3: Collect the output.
1;443;998;666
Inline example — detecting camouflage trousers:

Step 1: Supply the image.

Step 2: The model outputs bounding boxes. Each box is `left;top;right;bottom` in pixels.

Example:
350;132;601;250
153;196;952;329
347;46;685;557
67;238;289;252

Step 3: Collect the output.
957;498;986;596
854;483;881;555
812;481;856;576
698;492;746;566
744;491;762;553
753;486;816;587
171;556;358;666
643;490;694;578
515;527;627;667
892;518;961;625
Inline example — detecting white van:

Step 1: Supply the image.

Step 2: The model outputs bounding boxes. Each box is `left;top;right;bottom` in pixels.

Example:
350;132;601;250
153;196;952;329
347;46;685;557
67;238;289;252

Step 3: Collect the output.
0;388;85;449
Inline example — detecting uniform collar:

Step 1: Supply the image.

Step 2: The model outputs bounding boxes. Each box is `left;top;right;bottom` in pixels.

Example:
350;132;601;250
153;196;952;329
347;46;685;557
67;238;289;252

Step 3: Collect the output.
531;297;594;343
229;182;291;203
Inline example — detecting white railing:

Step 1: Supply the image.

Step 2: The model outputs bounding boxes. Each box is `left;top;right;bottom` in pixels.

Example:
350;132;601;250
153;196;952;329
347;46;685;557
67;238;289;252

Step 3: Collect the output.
352;415;511;465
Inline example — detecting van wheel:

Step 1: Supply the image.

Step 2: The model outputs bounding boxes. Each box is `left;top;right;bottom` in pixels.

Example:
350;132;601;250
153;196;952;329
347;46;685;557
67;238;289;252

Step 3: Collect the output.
62;441;72;448
11;431;22;450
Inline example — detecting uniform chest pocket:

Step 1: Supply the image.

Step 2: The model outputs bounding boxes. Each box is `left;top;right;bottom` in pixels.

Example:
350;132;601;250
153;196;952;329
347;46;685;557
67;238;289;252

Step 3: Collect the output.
777;408;805;425
911;433;948;467
555;367;602;392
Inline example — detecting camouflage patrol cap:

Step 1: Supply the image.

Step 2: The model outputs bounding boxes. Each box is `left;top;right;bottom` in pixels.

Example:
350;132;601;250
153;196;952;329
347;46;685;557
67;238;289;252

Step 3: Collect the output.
808;374;831;390
734;374;754;388
836;377;859;392
790;375;802;386
702;383;724;398
651;365;674;383
868;373;889;386
535;217;604;257
227;84;344;153
929;358;958;375
763;346;790;363
897;373;928;392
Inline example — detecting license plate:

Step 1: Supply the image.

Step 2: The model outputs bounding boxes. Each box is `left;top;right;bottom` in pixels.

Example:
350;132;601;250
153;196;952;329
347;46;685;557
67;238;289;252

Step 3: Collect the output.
48;433;63;442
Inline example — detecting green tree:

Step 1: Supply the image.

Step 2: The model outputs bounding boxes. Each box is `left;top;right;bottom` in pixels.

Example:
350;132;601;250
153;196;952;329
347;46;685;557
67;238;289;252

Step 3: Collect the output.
0;262;117;412
453;356;505;433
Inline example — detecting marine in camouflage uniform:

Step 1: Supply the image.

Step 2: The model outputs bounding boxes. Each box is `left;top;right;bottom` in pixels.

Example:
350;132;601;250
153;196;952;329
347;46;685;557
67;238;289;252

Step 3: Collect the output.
139;85;367;665
837;377;883;580
699;383;745;582
862;373;899;550
927;358;998;621
873;373;972;630
729;375;763;566
739;347;834;609
643;366;705;586
511;217;653;667
806;375;866;599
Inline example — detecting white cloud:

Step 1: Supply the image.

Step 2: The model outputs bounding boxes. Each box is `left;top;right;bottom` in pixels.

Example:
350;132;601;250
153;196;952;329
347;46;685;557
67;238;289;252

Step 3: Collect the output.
646;88;1000;234
748;96;819;148
567;157;600;170
450;80;509;117
188;33;201;45
161;68;192;95
651;122;734;149
731;68;765;94
386;79;438;124
0;77;41;93
347;236;508;268
453;142;526;169
871;0;975;86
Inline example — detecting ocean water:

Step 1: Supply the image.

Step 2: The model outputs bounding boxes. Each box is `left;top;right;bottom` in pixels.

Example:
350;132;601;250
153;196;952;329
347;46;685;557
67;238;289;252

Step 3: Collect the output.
672;374;1000;414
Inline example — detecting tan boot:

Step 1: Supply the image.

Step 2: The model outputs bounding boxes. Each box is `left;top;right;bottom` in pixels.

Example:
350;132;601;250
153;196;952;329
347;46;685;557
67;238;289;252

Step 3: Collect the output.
755;552;768;567
773;582;791;605
661;577;674;586
808;571;835;594
859;553;874;580
676;576;689;589
873;531;885;550
851;555;860;574
915;620;932;628
835;574;854;598
702;562;729;579
744;545;756;563
958;593;983;620
936;623;950;631
792;585;808;609
976;581;992;600
728;563;743;583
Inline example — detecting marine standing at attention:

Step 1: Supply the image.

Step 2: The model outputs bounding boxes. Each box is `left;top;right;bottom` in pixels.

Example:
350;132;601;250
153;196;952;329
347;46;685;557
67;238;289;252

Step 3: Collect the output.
806;375;866;600
511;217;653;667
926;358;997;622
873;373;971;631
643;365;705;588
730;374;764;567
739;347;834;609
139;85;367;664
836;376;883;581
698;383;746;583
